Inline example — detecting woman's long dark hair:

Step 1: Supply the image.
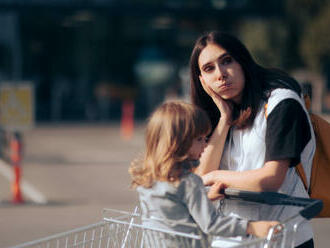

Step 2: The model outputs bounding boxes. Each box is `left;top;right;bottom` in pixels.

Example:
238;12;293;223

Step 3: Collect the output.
190;31;302;130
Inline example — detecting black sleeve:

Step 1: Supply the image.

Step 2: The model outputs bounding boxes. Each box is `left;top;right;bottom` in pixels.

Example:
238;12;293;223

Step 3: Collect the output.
265;99;311;167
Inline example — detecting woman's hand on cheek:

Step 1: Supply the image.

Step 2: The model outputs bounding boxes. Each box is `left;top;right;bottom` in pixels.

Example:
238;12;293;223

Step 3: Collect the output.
217;97;233;125
199;78;232;124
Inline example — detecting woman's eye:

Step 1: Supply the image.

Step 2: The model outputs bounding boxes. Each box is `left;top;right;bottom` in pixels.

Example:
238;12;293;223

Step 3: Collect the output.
203;65;214;72
222;56;232;65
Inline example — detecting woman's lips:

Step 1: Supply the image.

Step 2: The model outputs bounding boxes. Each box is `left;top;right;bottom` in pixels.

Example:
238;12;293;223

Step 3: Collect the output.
218;82;232;91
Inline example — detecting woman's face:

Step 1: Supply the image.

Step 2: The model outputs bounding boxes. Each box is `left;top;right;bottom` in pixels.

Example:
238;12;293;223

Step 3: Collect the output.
198;43;245;104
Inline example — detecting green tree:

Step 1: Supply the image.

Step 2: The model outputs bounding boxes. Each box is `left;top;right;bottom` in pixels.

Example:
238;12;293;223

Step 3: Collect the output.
285;0;327;24
285;0;329;72
238;19;288;68
300;3;330;72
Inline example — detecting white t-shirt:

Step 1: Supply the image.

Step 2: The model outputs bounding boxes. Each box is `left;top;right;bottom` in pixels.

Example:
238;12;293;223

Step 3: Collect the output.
220;88;316;246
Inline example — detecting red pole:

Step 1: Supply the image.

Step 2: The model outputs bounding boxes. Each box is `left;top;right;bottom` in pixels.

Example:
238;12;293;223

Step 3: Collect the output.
11;132;24;204
120;100;134;140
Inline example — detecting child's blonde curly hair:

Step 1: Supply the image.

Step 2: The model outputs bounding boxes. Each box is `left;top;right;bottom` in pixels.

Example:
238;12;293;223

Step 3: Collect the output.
129;101;211;188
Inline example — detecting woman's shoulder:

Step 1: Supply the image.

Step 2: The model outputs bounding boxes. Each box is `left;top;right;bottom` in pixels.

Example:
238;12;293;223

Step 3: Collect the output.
266;88;304;115
268;88;301;101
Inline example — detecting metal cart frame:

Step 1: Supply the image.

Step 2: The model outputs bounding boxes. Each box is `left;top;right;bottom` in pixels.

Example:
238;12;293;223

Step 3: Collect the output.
10;189;323;248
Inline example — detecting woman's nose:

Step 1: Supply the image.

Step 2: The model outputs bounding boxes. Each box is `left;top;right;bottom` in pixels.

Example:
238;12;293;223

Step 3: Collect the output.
216;65;226;80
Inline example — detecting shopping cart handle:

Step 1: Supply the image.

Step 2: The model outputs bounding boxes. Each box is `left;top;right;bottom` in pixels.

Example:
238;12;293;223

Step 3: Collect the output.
222;188;323;219
299;200;323;219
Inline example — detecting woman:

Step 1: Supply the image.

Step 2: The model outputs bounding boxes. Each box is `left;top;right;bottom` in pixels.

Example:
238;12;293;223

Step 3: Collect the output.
190;31;315;248
129;101;278;248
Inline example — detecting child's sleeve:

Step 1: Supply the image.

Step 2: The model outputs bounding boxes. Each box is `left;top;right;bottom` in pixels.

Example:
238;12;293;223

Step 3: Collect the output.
181;174;248;237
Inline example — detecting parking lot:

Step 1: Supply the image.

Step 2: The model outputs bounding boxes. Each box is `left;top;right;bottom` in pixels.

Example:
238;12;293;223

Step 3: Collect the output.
1;123;329;247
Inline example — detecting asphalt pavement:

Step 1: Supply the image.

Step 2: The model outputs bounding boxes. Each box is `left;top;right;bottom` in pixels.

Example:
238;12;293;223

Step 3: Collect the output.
0;122;329;247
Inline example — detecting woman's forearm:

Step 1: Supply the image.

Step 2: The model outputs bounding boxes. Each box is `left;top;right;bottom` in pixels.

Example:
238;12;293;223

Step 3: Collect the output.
202;160;290;192
195;118;230;176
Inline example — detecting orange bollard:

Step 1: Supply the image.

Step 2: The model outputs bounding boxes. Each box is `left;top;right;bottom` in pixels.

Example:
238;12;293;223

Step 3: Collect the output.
11;132;24;204
120;100;135;140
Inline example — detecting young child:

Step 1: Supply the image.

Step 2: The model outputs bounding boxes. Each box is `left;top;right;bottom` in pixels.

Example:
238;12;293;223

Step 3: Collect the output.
129;101;278;245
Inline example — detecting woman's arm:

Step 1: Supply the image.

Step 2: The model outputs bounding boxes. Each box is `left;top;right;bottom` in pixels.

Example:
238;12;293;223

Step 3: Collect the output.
194;118;230;176
202;159;290;192
194;78;233;176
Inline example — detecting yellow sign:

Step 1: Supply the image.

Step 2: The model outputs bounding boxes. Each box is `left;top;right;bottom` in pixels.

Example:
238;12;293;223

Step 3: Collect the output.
0;83;34;131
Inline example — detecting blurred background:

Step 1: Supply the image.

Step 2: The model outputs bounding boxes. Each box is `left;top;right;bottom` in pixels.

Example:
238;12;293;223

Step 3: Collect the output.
0;0;329;123
0;0;330;247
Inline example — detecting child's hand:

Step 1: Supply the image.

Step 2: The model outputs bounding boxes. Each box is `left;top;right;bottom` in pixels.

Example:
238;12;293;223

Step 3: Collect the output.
246;221;280;238
207;181;227;201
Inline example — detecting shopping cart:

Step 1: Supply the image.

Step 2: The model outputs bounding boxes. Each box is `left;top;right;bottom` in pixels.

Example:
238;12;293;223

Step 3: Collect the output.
10;189;323;248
